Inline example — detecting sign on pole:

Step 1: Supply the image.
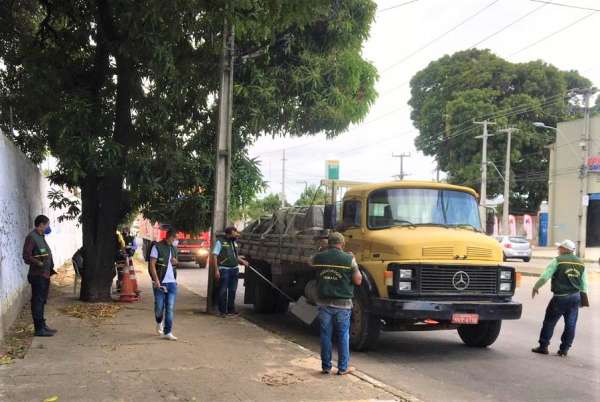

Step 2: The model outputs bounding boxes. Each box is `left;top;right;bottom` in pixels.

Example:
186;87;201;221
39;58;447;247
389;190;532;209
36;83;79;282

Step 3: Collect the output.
325;160;340;180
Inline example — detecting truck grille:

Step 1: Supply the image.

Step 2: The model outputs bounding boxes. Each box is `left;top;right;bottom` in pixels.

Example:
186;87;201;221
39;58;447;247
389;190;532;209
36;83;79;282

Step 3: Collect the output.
419;266;498;295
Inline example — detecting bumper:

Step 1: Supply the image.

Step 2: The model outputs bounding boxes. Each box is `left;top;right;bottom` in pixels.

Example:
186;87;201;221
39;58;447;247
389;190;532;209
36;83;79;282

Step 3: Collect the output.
370;298;522;321
504;250;531;258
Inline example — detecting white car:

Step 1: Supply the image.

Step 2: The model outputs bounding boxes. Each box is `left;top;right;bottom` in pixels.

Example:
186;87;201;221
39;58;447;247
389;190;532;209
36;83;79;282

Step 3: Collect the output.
494;235;532;262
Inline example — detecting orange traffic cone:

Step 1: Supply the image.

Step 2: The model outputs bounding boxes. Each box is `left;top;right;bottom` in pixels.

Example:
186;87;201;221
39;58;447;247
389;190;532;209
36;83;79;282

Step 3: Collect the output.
128;256;140;298
119;266;139;303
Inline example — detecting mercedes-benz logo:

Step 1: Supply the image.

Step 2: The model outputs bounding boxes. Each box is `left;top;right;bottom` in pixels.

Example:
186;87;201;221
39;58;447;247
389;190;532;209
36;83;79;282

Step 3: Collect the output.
452;271;470;291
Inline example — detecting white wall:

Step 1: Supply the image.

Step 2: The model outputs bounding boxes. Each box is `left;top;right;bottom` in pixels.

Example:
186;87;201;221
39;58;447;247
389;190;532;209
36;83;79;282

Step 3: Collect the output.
0;132;82;340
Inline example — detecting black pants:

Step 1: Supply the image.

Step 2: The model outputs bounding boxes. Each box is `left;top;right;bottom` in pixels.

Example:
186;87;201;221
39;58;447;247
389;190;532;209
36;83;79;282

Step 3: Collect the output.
28;274;50;331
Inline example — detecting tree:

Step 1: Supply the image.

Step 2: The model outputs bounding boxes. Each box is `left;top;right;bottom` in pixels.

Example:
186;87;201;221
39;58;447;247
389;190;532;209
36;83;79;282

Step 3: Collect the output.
294;184;329;206
1;1;377;301
230;193;285;222
408;49;591;212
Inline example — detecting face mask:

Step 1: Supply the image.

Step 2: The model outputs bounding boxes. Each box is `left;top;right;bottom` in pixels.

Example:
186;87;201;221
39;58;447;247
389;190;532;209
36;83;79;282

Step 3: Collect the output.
172;239;179;247
44;226;52;235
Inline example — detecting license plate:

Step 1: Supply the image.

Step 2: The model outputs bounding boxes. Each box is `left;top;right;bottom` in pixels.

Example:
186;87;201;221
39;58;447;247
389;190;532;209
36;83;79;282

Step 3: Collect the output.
452;313;479;325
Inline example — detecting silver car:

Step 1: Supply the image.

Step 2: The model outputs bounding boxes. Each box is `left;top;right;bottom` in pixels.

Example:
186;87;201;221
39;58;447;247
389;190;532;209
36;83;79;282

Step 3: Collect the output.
494;235;532;262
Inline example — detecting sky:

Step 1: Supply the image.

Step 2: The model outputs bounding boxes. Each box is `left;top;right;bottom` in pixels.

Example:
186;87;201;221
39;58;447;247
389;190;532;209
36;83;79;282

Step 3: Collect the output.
248;0;600;204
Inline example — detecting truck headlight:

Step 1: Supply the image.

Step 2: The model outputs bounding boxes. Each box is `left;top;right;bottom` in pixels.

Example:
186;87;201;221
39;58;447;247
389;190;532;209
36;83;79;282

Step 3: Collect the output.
197;248;209;256
399;269;412;279
500;270;512;281
398;281;412;291
500;282;511;292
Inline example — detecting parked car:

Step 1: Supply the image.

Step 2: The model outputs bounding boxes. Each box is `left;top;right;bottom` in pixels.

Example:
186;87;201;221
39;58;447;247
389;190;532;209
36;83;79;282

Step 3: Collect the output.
176;236;210;268
494;235;532;262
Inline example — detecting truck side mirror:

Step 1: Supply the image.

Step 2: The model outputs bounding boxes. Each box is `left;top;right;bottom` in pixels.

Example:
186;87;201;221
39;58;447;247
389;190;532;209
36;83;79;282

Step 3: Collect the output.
324;204;337;229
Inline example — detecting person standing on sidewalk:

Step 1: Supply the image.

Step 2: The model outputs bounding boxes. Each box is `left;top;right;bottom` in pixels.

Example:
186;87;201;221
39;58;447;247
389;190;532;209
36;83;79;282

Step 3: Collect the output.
148;229;179;340
312;232;362;375
22;214;57;337
531;239;589;357
211;226;248;316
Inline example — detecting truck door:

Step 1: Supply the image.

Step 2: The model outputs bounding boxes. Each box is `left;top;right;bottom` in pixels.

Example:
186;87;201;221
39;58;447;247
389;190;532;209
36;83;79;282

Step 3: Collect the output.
340;199;364;257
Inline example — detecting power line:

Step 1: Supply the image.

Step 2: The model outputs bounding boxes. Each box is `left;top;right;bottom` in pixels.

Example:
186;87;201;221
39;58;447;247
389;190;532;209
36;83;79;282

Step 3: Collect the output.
510;11;597;56
380;0;500;73
469;3;548;48
529;0;600;12
378;0;421;13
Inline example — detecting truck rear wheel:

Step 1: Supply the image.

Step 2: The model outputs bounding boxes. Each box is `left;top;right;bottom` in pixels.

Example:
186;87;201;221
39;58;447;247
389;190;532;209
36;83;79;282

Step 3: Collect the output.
254;277;275;313
350;288;381;351
458;320;502;347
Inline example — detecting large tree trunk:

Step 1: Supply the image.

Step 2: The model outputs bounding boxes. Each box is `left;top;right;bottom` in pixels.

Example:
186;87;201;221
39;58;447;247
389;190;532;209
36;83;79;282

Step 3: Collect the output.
79;173;123;302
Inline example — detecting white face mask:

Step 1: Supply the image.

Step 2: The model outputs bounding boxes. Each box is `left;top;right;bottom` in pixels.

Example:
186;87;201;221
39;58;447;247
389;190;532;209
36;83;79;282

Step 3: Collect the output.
172;239;179;247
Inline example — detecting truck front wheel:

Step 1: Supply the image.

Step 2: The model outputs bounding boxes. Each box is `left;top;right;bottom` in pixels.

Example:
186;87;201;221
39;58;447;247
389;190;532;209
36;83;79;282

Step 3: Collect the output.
457;320;502;347
350;289;381;351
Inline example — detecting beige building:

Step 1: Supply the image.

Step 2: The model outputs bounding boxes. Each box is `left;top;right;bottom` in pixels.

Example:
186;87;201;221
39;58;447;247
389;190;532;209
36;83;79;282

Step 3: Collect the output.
548;115;600;256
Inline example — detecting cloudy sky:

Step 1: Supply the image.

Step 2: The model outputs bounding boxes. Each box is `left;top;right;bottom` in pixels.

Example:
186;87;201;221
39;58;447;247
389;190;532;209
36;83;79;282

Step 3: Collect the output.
248;0;600;204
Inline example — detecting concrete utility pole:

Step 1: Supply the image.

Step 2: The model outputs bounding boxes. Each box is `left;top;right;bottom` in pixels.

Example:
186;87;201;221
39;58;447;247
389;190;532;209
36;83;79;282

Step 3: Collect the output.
207;19;234;313
574;87;598;257
281;149;287;205
498;127;519;235
392;152;411;180
474;120;496;226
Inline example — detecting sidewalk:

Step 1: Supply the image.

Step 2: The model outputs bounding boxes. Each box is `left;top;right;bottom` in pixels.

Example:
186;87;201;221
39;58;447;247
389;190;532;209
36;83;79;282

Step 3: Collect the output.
532;246;600;263
0;264;409;402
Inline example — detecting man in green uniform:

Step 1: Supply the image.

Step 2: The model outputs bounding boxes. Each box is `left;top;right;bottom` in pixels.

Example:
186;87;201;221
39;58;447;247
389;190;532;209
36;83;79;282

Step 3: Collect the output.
531;239;589;357
312;232;362;375
148;229;179;340
22;215;57;337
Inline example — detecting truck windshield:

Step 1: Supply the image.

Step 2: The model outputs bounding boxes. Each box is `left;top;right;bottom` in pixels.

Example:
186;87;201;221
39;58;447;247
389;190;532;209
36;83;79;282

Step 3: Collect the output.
367;188;481;230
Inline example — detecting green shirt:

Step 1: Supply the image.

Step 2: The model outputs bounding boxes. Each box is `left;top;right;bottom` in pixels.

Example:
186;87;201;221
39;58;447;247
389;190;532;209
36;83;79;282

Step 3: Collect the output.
534;257;589;295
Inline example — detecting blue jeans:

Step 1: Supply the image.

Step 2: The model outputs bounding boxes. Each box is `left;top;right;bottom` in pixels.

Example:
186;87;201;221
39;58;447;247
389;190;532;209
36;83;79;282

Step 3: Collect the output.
218;268;239;314
153;282;177;335
539;292;580;351
318;306;351;372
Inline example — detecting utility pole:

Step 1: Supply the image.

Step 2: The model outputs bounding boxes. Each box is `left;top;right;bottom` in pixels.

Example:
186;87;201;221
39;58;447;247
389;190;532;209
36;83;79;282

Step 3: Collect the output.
498;127;519;235
207;19;234;313
574;87;598;257
392;152;411;180
281;149;287;205
474;120;496;228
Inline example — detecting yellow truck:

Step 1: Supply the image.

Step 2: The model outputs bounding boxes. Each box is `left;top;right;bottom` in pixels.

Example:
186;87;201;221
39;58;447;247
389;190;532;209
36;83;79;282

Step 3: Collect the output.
239;181;522;350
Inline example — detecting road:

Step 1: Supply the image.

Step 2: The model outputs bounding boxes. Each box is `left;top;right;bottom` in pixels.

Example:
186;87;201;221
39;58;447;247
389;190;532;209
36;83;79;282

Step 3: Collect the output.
176;260;600;402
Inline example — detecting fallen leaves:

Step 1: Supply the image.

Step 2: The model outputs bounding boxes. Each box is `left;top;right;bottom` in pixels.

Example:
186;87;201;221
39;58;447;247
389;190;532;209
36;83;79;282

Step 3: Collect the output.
0;355;14;365
60;303;122;322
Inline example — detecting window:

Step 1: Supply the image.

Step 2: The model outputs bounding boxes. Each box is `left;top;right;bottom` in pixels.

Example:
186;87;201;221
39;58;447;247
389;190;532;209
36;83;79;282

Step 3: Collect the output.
342;200;361;227
367;188;481;230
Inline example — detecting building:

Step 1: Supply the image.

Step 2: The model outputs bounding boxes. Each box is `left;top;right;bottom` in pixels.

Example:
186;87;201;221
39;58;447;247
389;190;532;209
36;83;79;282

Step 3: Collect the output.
547;114;600;256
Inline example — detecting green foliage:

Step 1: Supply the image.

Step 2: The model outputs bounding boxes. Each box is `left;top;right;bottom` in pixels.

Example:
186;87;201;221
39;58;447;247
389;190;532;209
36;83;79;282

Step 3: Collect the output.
409;49;591;212
0;0;377;298
294;184;329;206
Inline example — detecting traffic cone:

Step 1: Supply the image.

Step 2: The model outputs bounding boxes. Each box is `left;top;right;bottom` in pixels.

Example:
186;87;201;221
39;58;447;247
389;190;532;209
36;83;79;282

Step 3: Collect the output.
127;256;141;297
119;266;139;303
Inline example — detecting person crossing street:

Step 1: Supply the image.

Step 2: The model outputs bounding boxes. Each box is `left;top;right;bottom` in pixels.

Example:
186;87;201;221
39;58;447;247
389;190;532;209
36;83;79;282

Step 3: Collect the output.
531;239;589;357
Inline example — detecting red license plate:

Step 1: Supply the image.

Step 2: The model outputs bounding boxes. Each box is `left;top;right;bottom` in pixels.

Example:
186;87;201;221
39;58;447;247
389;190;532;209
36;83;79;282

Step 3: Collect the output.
451;313;479;325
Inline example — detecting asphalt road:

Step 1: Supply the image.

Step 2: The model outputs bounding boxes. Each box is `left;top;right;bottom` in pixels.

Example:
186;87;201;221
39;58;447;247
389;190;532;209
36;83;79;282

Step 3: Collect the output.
176;260;600;402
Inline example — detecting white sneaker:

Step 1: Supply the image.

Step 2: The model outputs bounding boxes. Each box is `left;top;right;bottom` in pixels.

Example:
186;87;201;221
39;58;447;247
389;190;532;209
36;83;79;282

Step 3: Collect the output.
156;321;164;335
163;333;178;341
